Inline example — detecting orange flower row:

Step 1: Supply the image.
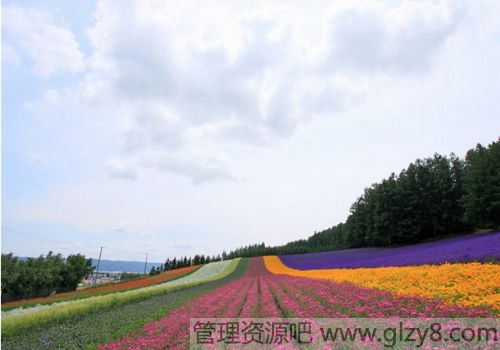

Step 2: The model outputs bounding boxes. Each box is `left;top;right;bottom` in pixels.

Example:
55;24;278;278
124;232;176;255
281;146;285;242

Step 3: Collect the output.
2;265;199;309
263;256;500;311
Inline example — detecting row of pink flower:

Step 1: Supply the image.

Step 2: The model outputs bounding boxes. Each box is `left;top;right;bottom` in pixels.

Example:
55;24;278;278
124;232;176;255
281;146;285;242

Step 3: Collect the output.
99;258;493;349
99;259;264;349
273;273;490;318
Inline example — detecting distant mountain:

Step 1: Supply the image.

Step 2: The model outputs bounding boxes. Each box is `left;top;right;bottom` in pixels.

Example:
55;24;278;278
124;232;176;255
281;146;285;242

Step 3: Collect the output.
17;256;164;273
90;259;163;273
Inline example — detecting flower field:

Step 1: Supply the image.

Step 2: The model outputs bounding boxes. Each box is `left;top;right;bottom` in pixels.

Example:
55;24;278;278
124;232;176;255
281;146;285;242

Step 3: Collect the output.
1;265;199;310
269;232;500;313
98;257;493;350
265;256;500;311
2;235;498;350
3;259;233;320
279;231;500;269
1;259;240;337
1;259;250;350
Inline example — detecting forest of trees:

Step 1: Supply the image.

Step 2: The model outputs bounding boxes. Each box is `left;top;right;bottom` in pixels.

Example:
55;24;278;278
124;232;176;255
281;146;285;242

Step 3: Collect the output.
1;252;94;302
225;138;500;259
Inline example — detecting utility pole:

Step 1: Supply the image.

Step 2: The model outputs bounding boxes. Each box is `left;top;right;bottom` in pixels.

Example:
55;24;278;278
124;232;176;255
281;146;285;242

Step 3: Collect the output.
144;252;148;274
94;246;104;284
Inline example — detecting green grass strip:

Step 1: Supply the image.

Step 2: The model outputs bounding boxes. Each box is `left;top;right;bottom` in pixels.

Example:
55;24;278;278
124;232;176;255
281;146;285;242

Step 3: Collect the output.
1;258;240;337
1;265;202;311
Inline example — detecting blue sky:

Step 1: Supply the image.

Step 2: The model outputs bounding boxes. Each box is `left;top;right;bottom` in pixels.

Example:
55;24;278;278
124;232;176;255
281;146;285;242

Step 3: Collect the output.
2;0;500;262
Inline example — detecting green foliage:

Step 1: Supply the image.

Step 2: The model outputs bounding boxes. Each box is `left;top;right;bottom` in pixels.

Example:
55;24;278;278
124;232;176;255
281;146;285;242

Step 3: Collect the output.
60;254;94;291
225;138;500;258
1;258;241;337
120;272;146;282
1;252;93;302
163;253;221;271
1;259;249;350
462;139;500;228
149;266;161;276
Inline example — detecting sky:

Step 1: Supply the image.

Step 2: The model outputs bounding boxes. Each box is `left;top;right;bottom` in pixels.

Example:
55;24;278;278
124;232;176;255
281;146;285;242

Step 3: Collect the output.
2;0;500;263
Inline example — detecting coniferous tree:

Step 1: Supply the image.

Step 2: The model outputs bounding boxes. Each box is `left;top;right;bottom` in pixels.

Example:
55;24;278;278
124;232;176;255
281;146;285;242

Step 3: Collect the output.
219;138;499;259
462;140;500;228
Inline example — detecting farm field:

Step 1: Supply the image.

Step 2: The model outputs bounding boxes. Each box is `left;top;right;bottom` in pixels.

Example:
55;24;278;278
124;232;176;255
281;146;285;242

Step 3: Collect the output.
265;257;500;311
2;235;498;349
1;259;239;336
1;259;249;349
279;231;500;269
99;257;494;350
1;264;200;310
270;232;500;311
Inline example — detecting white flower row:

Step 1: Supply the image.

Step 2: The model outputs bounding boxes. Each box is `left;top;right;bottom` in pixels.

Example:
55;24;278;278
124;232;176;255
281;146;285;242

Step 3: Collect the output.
159;259;232;286
2;299;79;318
2;259;233;319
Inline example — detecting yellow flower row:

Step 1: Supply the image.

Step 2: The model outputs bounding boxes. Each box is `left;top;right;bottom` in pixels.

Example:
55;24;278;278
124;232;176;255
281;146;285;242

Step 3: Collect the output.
263;256;500;311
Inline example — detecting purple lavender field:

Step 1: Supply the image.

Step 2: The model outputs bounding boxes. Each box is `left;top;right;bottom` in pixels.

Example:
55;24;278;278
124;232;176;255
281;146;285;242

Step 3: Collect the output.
279;231;500;269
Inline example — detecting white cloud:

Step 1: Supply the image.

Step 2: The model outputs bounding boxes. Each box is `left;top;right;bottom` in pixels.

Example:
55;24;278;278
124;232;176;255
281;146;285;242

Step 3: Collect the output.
3;4;85;78
22;88;70;114
106;158;138;179
114;221;155;237
107;149;234;184
324;1;463;75
4;0;500;260
140;151;235;184
76;0;467;183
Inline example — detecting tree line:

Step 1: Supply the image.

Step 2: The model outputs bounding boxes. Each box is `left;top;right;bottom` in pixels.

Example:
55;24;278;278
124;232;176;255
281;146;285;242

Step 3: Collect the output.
224;138;500;258
3;139;497;300
1;252;93;302
149;254;223;275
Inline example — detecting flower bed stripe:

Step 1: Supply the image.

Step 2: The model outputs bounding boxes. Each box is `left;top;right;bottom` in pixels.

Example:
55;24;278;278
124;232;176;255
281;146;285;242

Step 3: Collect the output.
1;265;200;310
278;231;500;269
1;258;241;337
1;259;249;350
2;259;234;319
98;257;492;350
264;255;500;312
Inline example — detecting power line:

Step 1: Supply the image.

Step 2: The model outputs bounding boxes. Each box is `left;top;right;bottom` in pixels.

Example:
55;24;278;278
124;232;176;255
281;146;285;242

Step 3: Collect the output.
2;227;157;261
1;227;101;249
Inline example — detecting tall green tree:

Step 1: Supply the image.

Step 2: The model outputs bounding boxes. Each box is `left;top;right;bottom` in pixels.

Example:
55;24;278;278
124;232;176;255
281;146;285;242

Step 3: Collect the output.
462;139;500;228
1;252;93;301
60;254;93;291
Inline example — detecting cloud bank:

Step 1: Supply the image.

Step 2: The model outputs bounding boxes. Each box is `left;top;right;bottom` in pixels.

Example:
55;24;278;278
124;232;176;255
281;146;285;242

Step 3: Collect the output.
4;1;467;183
75;0;464;183
3;4;85;77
